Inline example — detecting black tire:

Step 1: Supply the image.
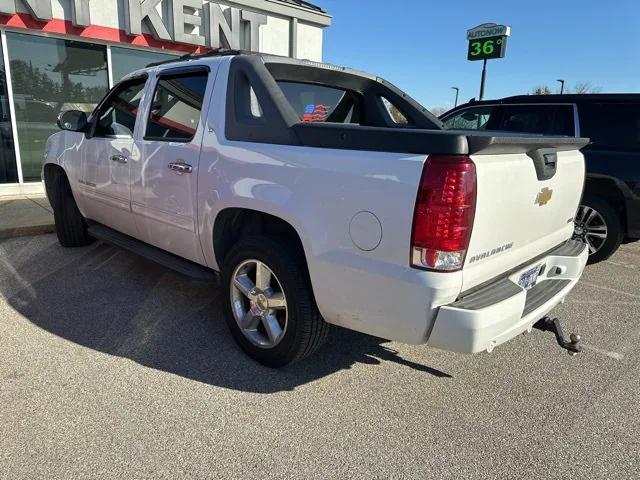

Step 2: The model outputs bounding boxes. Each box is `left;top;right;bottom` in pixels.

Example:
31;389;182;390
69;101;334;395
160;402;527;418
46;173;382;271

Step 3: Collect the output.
46;168;93;248
221;235;329;367
575;196;623;265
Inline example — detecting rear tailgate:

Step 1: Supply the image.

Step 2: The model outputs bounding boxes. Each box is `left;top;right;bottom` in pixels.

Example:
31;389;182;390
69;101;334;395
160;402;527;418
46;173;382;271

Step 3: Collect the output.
462;133;589;292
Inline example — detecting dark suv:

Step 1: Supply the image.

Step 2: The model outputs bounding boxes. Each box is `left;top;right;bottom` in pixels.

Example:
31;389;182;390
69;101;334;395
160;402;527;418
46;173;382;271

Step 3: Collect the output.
441;94;640;263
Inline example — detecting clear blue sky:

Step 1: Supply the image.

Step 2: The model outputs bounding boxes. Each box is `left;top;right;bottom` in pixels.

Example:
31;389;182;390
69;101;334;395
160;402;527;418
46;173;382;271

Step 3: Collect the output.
319;0;640;110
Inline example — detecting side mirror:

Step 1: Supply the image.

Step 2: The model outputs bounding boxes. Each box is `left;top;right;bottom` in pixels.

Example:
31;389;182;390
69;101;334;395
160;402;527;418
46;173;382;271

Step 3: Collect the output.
57;110;88;132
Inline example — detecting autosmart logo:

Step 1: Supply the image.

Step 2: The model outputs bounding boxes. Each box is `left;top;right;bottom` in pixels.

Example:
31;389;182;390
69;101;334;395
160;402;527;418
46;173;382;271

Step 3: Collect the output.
468;243;514;264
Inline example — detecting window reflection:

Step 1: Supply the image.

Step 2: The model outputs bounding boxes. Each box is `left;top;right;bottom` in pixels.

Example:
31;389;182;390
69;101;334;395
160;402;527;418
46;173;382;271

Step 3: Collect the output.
0;44;17;184
7;33;109;181
111;47;178;84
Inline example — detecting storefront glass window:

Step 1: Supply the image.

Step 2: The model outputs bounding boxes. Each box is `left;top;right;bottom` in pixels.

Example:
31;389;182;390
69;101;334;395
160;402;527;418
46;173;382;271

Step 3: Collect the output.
111;47;179;83
0;39;18;184
6;33;109;182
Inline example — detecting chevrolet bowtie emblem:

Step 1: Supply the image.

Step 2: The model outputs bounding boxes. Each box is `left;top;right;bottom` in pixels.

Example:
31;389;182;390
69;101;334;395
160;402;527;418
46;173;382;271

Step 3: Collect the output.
535;187;553;206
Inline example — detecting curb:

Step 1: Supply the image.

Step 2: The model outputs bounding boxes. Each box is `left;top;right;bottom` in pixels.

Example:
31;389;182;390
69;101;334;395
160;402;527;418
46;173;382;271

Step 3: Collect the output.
0;224;56;239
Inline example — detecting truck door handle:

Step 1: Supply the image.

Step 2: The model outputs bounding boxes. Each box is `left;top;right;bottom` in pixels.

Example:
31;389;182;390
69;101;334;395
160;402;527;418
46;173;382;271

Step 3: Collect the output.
110;154;128;164
168;161;193;175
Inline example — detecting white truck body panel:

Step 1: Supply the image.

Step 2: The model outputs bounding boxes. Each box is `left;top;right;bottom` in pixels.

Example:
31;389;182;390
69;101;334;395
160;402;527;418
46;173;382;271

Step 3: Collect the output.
430;245;587;353
464;149;586;291
43;54;589;353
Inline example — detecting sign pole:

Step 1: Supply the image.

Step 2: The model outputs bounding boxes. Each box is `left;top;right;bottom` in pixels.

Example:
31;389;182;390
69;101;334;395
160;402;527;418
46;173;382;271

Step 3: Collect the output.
479;59;487;100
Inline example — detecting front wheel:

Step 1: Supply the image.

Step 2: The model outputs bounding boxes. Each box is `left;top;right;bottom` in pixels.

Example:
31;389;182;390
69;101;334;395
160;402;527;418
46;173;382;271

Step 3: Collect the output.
45;167;93;248
221;236;329;367
573;197;623;264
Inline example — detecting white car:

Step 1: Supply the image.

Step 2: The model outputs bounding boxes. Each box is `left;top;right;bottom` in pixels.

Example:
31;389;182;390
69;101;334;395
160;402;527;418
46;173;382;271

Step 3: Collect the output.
43;51;589;367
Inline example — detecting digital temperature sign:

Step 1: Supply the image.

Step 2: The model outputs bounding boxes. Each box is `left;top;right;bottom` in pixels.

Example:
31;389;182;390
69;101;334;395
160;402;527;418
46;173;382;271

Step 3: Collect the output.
466;23;511;61
467;35;508;61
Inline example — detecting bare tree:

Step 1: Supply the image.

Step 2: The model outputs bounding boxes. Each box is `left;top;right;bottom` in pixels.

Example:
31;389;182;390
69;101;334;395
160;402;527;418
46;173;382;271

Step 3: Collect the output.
572;82;602;94
531;85;553;95
531;82;602;95
429;106;449;117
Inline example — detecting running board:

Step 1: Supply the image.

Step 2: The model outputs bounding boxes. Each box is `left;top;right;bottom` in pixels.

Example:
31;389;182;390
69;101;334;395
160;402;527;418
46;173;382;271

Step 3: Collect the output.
87;222;218;282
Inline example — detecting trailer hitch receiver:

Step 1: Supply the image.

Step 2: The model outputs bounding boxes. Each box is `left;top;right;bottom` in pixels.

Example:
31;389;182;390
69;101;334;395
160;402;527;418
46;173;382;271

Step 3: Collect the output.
533;316;583;355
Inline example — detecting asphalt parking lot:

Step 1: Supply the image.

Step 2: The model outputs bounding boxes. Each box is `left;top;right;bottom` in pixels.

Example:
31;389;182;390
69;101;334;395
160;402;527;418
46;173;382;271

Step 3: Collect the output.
1;234;639;479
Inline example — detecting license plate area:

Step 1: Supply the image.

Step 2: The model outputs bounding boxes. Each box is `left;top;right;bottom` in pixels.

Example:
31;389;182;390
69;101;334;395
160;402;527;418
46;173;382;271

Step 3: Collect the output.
518;264;543;290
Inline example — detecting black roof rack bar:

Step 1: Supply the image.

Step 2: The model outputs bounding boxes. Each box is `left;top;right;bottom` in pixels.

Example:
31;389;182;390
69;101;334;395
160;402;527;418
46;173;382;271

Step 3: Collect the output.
146;48;244;68
145;53;190;68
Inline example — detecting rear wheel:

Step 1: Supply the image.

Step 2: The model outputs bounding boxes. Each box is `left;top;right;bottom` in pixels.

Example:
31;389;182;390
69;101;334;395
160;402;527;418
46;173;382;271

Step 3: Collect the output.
221;236;329;367
573;197;622;264
46;168;93;248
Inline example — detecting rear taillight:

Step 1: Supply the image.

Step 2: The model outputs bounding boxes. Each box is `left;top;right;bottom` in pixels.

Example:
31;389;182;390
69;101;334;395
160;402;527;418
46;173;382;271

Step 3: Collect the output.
411;155;477;271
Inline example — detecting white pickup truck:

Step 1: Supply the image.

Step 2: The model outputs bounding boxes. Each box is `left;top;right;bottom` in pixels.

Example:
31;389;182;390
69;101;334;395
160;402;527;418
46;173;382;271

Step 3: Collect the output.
43;51;589;367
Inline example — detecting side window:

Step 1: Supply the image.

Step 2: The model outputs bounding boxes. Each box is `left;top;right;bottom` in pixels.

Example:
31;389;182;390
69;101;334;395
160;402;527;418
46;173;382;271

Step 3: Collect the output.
551;105;576;136
499;105;557;134
579;103;640;149
249;87;264;118
443;107;495;130
233;72;266;123
144;70;208;142
381;97;409;125
94;78;147;137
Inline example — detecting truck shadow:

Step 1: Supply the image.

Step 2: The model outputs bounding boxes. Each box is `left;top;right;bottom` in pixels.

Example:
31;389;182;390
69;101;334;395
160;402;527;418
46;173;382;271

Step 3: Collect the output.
1;237;451;393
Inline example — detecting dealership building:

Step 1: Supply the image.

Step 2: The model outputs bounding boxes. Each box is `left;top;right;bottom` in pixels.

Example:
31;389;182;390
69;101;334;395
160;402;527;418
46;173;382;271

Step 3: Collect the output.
0;0;330;194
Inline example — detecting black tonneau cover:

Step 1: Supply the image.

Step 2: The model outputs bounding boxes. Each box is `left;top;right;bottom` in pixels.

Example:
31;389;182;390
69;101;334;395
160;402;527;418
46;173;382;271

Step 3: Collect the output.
460;130;590;155
293;123;590;156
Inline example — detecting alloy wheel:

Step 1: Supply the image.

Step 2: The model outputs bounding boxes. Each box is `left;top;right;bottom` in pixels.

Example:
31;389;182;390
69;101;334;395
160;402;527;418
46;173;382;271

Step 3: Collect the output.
230;259;288;349
573;205;608;255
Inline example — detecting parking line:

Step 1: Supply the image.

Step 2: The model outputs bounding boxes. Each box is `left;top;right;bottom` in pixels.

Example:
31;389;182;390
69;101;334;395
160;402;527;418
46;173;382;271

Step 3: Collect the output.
605;260;636;270
0;245;36;300
91;249;120;271
580;344;625;361
580;281;640;300
566;300;640;306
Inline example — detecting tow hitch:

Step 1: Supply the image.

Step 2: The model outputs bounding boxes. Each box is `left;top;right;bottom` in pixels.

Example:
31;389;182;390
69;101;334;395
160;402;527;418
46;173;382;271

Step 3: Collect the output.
533;316;583;355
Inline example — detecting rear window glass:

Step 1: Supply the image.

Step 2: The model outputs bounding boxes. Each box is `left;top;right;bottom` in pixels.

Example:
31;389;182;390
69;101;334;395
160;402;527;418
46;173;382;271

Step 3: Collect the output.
498;105;575;136
443;106;495;130
579;103;640;148
500;105;557;134
276;81;352;123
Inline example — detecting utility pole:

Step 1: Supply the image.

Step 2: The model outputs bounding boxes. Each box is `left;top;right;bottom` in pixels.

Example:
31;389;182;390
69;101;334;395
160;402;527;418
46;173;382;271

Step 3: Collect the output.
451;87;459;107
557;79;565;94
479;59;487;100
